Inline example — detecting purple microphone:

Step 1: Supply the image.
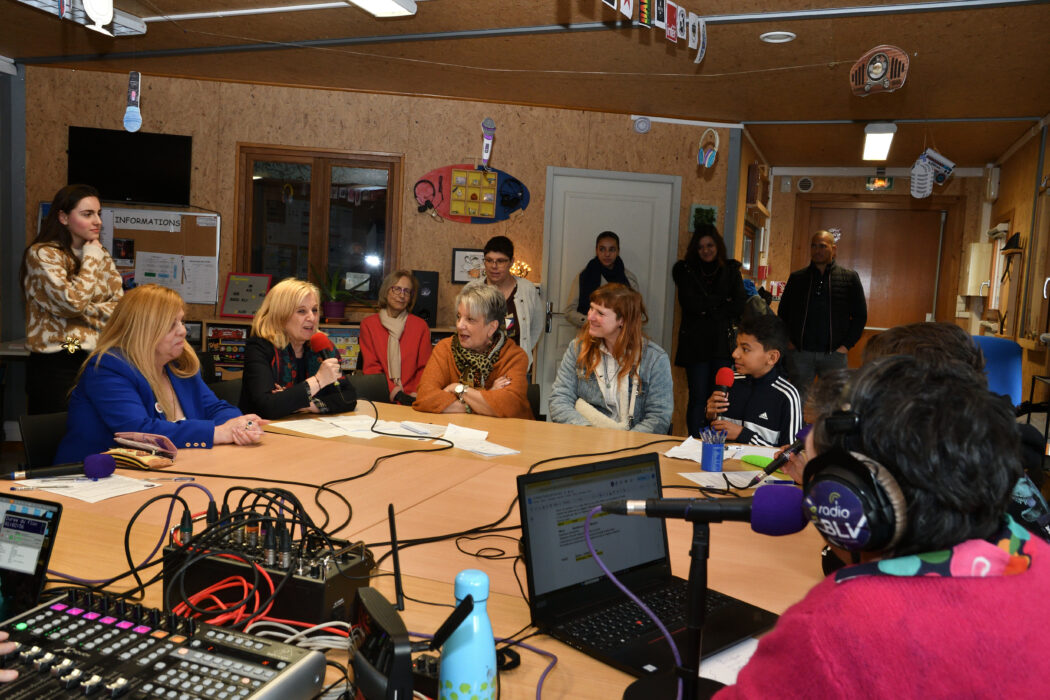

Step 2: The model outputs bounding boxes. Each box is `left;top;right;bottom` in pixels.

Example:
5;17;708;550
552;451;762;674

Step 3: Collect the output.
602;484;808;536
5;453;116;481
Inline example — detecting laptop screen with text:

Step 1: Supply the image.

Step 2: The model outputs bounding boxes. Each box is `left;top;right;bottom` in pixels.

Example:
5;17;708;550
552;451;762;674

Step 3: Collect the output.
519;453;668;605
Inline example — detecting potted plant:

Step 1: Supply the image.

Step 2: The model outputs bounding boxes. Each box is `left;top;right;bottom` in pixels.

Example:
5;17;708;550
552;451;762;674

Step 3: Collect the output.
312;266;370;321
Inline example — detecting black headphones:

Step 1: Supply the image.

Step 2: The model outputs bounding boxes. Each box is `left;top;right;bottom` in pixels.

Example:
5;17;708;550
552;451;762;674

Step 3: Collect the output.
801;402;908;554
414;178;443;213
499;177;525;210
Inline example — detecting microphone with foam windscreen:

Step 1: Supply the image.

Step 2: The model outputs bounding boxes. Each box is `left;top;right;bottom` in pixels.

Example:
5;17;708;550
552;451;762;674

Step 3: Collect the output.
602;484;807;536
713;366;735;417
744;425;813;488
5;453;116;481
309;332;350;390
714;366;735;396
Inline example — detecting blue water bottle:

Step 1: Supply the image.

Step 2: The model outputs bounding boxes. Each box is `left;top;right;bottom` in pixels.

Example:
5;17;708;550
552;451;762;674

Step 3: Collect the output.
439;569;498;700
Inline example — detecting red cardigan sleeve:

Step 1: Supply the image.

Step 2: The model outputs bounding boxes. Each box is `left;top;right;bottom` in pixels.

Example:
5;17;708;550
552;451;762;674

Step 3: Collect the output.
402;315;432;395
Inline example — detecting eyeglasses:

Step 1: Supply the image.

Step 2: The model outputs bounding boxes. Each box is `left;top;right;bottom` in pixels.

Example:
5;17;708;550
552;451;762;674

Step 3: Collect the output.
389;286;412;296
484;257;511;267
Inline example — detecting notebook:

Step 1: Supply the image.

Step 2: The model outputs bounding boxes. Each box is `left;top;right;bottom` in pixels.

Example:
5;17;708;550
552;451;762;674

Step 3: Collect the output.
0;493;63;623
517;453;777;677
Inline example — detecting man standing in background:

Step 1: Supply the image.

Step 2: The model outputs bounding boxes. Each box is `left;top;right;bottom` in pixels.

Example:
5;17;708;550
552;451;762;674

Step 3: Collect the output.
564;231;640;327
777;230;867;401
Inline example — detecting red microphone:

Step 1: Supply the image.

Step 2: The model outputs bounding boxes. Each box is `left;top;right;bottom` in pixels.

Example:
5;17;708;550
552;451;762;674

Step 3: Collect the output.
309;331;339;359
714;367;735;417
309;332;348;389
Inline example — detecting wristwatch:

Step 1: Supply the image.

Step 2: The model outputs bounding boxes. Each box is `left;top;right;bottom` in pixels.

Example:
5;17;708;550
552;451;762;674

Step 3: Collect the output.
454;383;467;402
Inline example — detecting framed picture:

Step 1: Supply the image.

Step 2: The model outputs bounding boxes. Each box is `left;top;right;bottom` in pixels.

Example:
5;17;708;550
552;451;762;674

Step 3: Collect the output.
451;248;485;284
183;320;203;350
220;273;273;318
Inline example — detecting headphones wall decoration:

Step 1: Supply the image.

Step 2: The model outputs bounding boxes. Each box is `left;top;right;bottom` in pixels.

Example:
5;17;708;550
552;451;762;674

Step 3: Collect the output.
698;128;719;168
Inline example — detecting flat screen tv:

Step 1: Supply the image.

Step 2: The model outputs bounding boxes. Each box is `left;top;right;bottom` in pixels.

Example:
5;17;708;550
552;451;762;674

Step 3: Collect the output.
67;126;192;206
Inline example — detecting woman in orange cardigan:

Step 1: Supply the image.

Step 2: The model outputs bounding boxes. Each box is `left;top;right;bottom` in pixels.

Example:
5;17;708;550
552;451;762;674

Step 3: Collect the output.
413;283;532;419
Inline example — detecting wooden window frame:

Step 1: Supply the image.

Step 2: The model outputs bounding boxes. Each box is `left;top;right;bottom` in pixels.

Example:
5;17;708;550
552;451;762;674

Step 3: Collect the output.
234;143;403;308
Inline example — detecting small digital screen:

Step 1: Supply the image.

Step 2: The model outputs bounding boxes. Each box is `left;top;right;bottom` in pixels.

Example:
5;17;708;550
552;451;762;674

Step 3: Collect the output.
0;496;62;622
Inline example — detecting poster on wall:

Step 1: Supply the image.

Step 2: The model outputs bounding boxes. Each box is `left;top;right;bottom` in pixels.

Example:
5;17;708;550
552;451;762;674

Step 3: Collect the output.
665;2;678;42
451;248;484;284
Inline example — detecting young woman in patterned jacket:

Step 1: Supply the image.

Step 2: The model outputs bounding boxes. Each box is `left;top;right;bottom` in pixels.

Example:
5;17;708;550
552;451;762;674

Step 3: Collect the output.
20;184;124;414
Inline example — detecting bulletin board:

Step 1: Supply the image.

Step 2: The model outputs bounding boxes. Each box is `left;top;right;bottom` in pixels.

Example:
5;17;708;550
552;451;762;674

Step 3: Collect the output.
102;205;221;305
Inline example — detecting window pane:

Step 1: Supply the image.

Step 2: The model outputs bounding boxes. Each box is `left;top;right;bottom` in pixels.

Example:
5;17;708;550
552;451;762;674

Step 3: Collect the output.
328;166;388;302
250;161;312;282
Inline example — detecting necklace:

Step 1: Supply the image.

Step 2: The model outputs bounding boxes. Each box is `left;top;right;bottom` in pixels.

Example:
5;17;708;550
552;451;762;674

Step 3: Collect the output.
601;354;615;390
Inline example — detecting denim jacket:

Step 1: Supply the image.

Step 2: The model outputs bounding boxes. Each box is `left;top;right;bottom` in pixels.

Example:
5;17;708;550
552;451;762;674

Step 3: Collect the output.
549;338;673;434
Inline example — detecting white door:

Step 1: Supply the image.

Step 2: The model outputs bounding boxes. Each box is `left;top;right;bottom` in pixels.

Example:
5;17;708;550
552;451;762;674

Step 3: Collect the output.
538;167;681;416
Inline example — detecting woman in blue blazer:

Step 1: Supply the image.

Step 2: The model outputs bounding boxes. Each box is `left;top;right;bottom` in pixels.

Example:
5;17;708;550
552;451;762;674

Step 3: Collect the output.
55;285;265;462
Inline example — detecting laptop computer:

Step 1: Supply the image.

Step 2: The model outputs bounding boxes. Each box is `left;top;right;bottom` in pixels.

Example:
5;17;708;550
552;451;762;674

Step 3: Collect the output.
0;492;63;623
517;452;777;677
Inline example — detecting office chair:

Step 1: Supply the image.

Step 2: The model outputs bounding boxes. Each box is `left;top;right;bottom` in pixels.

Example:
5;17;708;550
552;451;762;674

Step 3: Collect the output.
527;383;544;421
18;411;69;469
971;335;1023;406
209;378;243;407
349;373;392;404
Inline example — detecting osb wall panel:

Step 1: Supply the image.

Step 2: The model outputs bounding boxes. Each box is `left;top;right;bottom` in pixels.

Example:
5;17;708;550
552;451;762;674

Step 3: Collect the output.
24;66;729;434
992;137;1039;336
733;136;761;262
24;67;725;323
994;135;1048;400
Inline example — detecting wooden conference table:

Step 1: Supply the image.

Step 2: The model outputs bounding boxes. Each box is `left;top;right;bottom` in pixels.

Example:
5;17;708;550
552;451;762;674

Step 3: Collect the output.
42;403;827;699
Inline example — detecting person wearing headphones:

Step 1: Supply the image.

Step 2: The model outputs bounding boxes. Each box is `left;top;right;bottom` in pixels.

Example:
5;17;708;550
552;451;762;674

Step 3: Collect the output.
716;355;1050;696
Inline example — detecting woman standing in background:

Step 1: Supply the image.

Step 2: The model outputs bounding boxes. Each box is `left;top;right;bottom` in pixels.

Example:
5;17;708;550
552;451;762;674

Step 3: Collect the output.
20;184;124;414
672;224;747;437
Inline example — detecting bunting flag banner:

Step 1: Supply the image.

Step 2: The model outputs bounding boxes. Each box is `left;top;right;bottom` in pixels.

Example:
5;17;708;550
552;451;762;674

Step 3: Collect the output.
676;4;688;39
620;0;634;19
654;0;666;29
694;17;708;64
665;1;678;42
688;12;699;49
638;0;651;26
602;0;616;8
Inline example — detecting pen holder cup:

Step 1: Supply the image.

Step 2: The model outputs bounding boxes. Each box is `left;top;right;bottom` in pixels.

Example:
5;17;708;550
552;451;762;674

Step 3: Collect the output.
701;443;724;472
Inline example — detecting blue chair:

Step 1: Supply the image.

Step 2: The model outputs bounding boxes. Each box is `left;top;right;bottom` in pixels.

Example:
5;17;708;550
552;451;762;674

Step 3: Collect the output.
972;335;1023;406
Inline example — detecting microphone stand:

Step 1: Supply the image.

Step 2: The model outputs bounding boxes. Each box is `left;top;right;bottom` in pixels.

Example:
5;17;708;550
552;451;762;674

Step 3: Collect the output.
622;520;725;700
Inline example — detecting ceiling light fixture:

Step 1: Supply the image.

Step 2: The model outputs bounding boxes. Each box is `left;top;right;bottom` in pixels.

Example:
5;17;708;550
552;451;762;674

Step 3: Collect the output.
759;31;796;43
863;122;896;161
345;0;416;17
15;0;147;36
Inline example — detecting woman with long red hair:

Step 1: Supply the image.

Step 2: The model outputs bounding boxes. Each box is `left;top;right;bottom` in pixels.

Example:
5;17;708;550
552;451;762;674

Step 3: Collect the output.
549;283;672;433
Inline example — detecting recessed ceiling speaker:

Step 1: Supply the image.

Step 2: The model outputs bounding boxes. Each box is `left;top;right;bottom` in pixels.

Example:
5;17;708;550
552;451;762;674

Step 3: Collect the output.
850;45;909;96
797;177;814;193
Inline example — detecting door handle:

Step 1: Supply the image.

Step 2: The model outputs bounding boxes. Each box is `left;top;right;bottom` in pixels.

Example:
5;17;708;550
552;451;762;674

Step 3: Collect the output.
545;302;554;333
1043;277;1049;299
980;280;990;296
